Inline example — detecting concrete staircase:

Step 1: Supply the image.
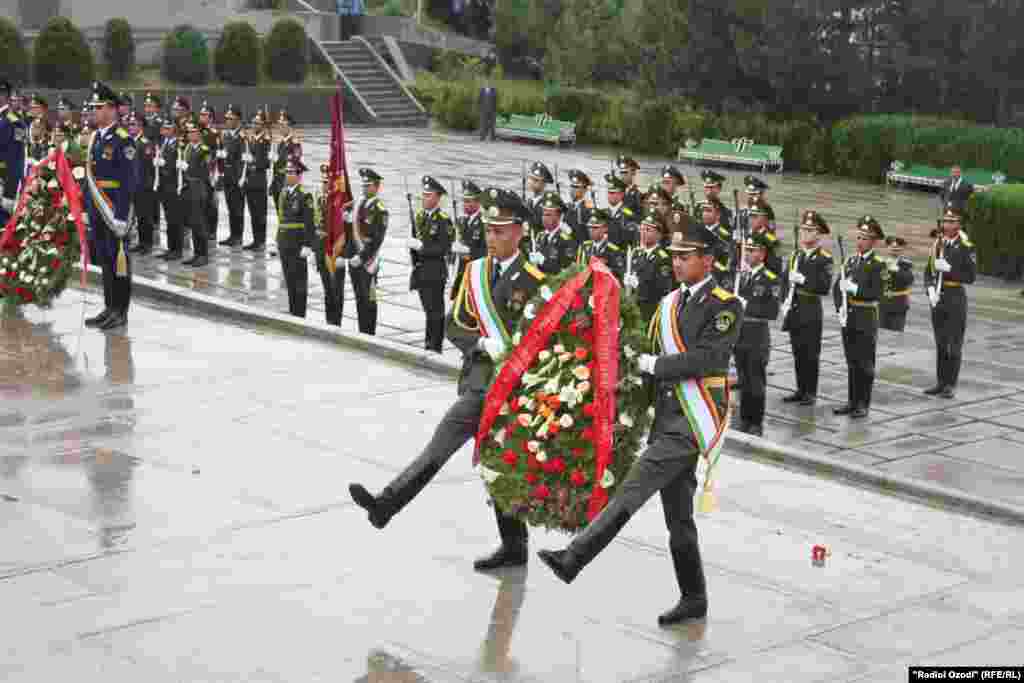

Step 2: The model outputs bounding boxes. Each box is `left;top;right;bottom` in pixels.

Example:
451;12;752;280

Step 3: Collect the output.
317;38;429;127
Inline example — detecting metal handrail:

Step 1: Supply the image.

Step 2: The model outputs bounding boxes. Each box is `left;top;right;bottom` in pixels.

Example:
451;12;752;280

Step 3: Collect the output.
311;37;378;120
352;35;428;116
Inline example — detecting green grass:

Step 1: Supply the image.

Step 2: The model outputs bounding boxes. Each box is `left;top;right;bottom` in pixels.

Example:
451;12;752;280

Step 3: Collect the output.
104;64;336;91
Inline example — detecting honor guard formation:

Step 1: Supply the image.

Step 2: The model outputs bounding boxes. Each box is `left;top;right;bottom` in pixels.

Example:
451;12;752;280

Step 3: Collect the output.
1;81;977;425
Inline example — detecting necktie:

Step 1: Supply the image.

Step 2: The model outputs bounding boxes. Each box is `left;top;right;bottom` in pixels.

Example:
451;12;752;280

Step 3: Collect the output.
491;260;502;289
680;288;691;309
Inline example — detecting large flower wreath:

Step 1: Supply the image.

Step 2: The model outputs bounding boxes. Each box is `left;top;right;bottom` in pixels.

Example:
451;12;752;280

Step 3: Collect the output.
0;149;88;309
475;259;655;533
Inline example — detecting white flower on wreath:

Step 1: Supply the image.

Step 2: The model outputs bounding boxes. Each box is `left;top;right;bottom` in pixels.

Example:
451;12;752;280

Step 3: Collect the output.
493;426;507;444
527;440;540;453
540;285;553;301
499;402;510;416
572;366;591;381
623;345;636;360
523;397;535;411
631;375;644;387
523;303;537;320
544;378;560;395
588;295;595;310
479;465;501;484
553;343;566;354
559;384;579;407
559;352;572;363
536;422;549;439
559;414;574;428
40;279;49;287
46;179;58;191
538;350;551;363
619;413;634;428
600;469;615;488
513;332;522;345
577;381;591;395
517;414;532;428
536;450;548;463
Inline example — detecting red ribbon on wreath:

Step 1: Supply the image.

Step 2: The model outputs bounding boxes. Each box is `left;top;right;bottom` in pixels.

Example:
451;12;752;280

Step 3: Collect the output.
475;257;621;521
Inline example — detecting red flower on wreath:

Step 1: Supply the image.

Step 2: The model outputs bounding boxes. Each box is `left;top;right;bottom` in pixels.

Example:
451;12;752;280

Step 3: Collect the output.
581;427;595;442
50;259;61;270
574;347;588;361
571;293;585;310
502;450;518;466
571;447;586;459
550;457;566;474
548;421;560;436
570;469;586;487
527;454;541;470
525;472;539;484
583;402;596;418
530;484;551;500
567;320;580;336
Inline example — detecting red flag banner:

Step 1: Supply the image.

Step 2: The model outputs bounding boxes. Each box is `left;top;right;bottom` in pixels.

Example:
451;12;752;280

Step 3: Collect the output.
326;87;354;274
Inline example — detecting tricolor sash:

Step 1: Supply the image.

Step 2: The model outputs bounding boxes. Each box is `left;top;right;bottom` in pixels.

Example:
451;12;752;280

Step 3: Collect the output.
84;131;122;236
465;257;512;348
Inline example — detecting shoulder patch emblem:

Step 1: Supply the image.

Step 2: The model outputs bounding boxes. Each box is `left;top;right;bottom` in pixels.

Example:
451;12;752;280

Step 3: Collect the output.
523;262;545;280
711;286;736;301
714;310;736;333
657;249;668;258
962;238;974;248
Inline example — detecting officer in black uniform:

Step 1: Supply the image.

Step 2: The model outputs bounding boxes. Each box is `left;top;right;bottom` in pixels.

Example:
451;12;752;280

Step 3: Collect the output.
616;155;643;217
697;200;733;284
781;210;833;406
659;165;687;211
408;175;455;353
179;120;212;267
142;92;162;139
349;189;546;572
624;209;674;323
524;161;553;231
128;112;158;255
576;208;625;280
749;200;782;274
217;104;246;247
155;116;183;261
701;169;732;227
605;173;638;248
529;190;576;275
1;80;26;226
276;156;317;318
731;232;781;436
450;179;486;299
197;102;221;241
880;236;915;332
924;206;976;398
347;167;388;335
270;110;301;213
565;169;594;245
539;226;743;627
833;216;886;419
243;110;272;251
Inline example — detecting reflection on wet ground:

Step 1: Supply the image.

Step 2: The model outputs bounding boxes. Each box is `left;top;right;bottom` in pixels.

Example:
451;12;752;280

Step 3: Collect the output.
2;296;1023;680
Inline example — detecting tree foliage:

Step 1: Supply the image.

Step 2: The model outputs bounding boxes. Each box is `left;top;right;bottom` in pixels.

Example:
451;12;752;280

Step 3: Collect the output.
102;18;135;81
162;24;210;85
0;18;29;85
33;17;96;89
215;21;263;86
263;18;308;84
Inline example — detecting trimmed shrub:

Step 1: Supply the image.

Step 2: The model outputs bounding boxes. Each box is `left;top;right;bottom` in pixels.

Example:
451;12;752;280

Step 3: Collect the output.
0;18;29;85
264;19;308;84
215;21;262;86
966;184;1024;277
33;17;95;89
102;18;135;81
162;24;210;85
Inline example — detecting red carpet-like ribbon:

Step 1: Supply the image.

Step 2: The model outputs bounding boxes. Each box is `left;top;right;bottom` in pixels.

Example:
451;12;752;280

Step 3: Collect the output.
474;258;622;521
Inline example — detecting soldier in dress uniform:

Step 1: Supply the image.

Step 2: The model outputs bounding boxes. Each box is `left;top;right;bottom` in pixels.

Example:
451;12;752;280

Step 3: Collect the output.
660;165;689;212
197;102;221;241
127;111;158;255
179;120;212;267
450;179;487;299
731;232;781;436
349;188;545;572
117;92;133;124
25;96;49;170
832;216;887;419
276;156;317;317
605;173;638;248
171;95;191;129
539;225;743;627
142;93;162;138
780;210;833;406
697;200;733;284
924;206;976;399
564;169;594;244
576;208;625;280
879;236;914;332
523;161;553;231
270;110;301;213
623;209;674;323
243;110;272;250
528;190;576;275
0;80;26;226
346;167;388;335
749;200;782;274
217;104;246;247
701;169;732;227
82;81;138;331
56;96;77;137
315;163;345;326
155;116;184;261
616;155;643;217
407;175;455;353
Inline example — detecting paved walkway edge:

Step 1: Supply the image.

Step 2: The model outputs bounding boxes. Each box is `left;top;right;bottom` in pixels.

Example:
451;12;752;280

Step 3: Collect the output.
77;265;1024;526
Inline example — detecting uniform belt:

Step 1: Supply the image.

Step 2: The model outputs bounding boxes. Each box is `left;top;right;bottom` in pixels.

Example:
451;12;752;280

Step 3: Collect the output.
278;222;304;229
743;317;772;323
942;281;963;288
887;289;911;297
796;290;820;298
848;298;878;307
95;179;120;189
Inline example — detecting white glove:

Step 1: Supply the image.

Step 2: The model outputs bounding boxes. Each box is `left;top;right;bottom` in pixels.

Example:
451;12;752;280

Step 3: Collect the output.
0;197;14;213
406;237;423;251
927;286;939;307
934;258;952;273
790;271;806;285
624;272;639;289
637;354;658;375
737;295;748;309
478;336;506;361
529;251;545;266
154;157;165;168
176;160;188;171
451;242;470;255
335;256;348;268
216;149;227;159
349;255;362;269
111;219;129;238
242;153;253;163
733;229;744;244
343;207;353;222
888;259;899;272
841;279;858;295
299;246;314;260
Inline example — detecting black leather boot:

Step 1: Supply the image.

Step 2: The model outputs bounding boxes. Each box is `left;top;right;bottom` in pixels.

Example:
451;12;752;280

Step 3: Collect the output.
658;544;708;626
349;460;441;530
474;507;528;571
538;501;632;584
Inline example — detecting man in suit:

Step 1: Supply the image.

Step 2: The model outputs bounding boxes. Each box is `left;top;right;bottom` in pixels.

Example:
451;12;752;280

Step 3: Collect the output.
539;225;743;627
941;166;974;213
349;188;546;572
478;81;498;141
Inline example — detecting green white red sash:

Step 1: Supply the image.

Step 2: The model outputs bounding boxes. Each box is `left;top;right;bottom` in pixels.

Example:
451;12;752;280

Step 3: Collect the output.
466;257;512;347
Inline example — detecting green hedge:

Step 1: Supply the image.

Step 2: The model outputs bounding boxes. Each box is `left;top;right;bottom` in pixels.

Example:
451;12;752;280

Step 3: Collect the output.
215;21;262;86
162;25;210;85
103;18;135;81
33;17;95;88
0;18;29;84
967;185;1024;276
263;19;308;84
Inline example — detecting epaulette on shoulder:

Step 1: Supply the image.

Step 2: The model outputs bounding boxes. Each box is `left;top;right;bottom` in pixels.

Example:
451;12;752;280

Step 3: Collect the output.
200;144;209;152
657;249;668;259
5;112;17;122
872;253;884;263
765;270;778;280
713;262;729;272
765;232;778;243
115;128;129;139
819;249;832;258
962;237;974;248
624;208;633;216
523;262;545;280
607;243;621;251
559;225;573;239
438;210;449;220
712;286;736;301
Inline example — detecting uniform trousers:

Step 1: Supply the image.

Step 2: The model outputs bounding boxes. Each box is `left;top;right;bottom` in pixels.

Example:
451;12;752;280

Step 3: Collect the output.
735;339;769;427
351;265;379;334
159;186;184;253
134;187;159;248
841;310;878;410
318;255;346;326
931;287;967;388
224;181;246;242
788;317;823;397
184;181;209;258
418;282;447;352
277;230;309;318
245;185;268;246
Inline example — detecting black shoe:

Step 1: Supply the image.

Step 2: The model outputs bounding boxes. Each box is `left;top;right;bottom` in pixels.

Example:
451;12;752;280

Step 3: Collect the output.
799;394;817;406
349;483;391;529
242;242;265;251
99;312;126;330
474;543;528;571
537;549;580;584
782;392;805;403
923;385;944;396
833;404;854;416
136;245;153;256
84;309;111;328
939;387;956;399
746;424;764;437
182;256;197;266
657;595;709;626
219;238;242;247
850;407;869;419
733;421;750;434
189;256;209;267
159;250;182;261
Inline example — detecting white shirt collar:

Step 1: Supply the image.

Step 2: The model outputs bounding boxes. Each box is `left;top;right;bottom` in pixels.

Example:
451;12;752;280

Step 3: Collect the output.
683;276;713;298
496;252;518;272
750;263;764;275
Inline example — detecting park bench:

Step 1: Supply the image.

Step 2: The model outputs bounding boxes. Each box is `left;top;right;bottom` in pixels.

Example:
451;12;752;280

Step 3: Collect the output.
886;161;1008;189
677;138;785;173
494;113;577;146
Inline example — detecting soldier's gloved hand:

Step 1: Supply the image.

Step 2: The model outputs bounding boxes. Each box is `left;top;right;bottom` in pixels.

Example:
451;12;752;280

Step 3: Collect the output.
529;251;545;266
176;160;188;171
927;286;939;307
335;256;348;268
451;242;470;255
154;157;165;168
242;153;253;163
624;272;640;289
349;255;362;269
934;258;952;273
406;237;423;251
0;197;14;213
637;354;658;375
789;271;806;285
841;278;859;295
216;149;227;160
111;219;129;238
477;336;506;361
299;246;314;260
888;259;899;272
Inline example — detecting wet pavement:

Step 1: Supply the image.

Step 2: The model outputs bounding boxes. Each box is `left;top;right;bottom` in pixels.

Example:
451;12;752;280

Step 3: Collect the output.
122;123;1024;511
3;295;1024;681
